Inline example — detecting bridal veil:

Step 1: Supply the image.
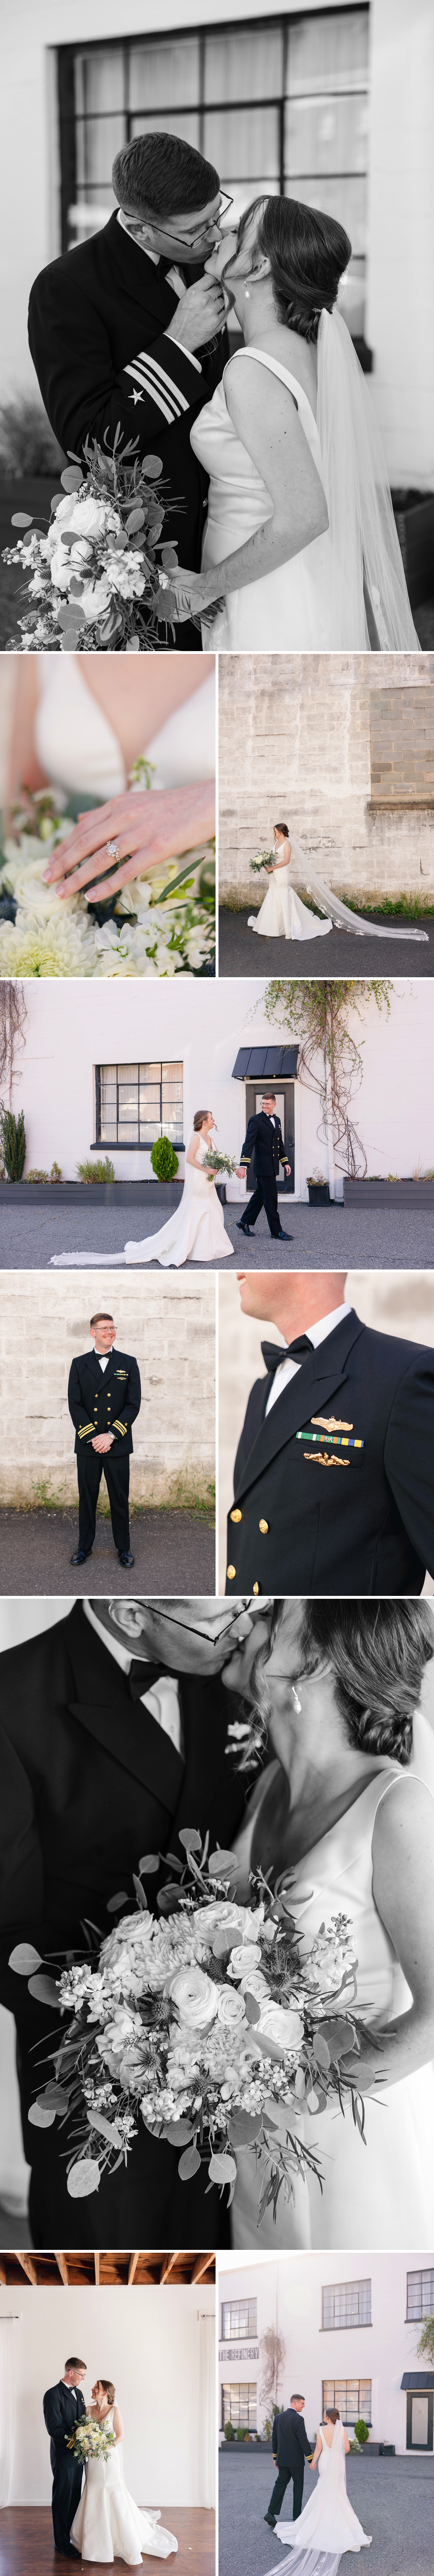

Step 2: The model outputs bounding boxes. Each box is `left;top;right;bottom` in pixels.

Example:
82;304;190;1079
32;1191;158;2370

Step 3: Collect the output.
316;310;420;651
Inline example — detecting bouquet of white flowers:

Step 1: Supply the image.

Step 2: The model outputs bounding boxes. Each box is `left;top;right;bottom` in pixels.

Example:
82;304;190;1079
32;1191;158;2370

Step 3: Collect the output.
66;2419;116;2464
9;1832;377;2229
2;431;180;654
249;850;277;875
203;1148;237;1181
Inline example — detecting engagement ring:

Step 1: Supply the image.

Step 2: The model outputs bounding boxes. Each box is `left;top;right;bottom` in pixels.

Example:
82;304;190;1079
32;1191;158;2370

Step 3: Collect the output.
106;840;120;862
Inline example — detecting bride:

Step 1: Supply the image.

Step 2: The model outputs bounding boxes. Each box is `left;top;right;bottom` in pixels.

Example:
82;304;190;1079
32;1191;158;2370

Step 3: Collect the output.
249;824;429;943
51;1110;233;1267
223;1597;434;2250
165;195;420;654
70;2377;177;2566
272;2408;371;2573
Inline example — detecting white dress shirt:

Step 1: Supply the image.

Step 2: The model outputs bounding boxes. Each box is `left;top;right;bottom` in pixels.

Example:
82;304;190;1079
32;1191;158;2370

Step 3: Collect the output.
91;1342;111;1373
83;1599;184;1755
265;1300;353;1418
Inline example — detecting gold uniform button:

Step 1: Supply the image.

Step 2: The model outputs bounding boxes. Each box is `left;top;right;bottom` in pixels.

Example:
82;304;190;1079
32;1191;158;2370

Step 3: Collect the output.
230;1509;242;1523
253;1583;259;1596
227;1566;236;1581
259;1519;269;1534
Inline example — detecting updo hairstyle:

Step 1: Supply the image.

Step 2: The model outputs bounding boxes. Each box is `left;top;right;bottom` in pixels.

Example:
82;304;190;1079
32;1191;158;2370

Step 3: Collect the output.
236;193;351;342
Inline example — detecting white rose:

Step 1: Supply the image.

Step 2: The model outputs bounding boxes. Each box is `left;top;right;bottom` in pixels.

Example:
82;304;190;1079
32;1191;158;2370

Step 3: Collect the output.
70;538;93;566
256;2003;304;2055
69;496;108;537
239;1971;270;2002
170;1968;219;2030
216;1987;246;2031
50;549;73;592
80;578;112;622
194;1903;249;1944
227;1944;262;1981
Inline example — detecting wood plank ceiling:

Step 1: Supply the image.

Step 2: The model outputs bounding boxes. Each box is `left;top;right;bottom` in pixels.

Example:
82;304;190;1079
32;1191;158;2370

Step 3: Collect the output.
0;2250;216;2288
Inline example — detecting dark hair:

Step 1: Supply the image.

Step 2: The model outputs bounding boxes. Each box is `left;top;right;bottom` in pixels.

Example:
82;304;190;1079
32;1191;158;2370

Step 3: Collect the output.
291;2393;305;2404
325;2408;340;2424
236;193;351;342
112;133;219;224
193;1110;212;1131
238;1600;434;1769
90;1312;114;1328
262;1092;276;1103
65;2357;86;2371
274;822;289;836
98;2379;115;2405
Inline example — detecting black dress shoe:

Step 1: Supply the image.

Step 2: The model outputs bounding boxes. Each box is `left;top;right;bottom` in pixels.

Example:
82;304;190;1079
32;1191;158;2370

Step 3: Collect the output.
117;1548;135;1566
276;1229;292;1240
70;1547;92;1566
236;1220;254;1234
264;2514;276;2527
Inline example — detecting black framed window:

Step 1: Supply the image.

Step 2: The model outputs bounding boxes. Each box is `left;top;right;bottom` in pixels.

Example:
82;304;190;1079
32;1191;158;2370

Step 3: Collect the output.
58;12;368;337
221;2300;258;2339
323;2380;372;2424
322;2279;372;2329
407;2271;434;2323
221;2381;257;2429
95;1060;183;1149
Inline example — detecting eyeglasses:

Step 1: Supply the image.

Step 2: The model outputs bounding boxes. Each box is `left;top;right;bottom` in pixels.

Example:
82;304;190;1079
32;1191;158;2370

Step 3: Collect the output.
148;193;234;251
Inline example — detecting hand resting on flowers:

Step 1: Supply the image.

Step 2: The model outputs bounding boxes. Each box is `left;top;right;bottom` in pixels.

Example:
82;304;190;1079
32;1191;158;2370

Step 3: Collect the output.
43;778;215;902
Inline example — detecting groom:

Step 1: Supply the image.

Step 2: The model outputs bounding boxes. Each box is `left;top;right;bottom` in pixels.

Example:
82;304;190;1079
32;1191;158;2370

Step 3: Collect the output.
28;130;230;653
264;2395;314;2530
0;1595;251;2245
43;2357;87;2557
236;1094;292;1241
68;1310;141;1569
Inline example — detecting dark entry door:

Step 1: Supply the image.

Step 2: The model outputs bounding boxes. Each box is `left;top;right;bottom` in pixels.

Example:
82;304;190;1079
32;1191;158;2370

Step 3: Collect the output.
406;2393;434;2449
244;1082;295;1193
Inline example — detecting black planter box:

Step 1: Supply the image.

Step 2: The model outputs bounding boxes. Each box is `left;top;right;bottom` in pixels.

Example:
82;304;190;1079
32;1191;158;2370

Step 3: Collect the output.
308;1182;331;1206
343;1179;434;1208
0;1180;183;1206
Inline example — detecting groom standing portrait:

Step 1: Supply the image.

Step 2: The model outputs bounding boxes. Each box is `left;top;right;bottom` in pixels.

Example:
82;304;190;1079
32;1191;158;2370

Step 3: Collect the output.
43;2358;87;2557
68;1310;141;1570
236;1093;292;1241
28;131;230;652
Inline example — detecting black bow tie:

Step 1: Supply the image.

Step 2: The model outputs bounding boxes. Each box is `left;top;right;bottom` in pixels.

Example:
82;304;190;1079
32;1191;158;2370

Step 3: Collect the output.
261;1334;314;1376
128;1661;167;1704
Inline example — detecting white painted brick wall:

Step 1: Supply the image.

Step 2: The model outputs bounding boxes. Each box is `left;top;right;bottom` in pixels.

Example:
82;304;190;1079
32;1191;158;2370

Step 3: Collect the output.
0;1272;216;1506
218;653;434;902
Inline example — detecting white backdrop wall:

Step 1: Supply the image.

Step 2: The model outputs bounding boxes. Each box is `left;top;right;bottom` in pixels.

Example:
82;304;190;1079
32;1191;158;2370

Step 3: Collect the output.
6;978;434;1200
0;2281;215;2507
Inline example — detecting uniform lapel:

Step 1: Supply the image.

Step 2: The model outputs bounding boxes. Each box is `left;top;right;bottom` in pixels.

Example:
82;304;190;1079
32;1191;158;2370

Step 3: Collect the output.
107;212;178;329
234;1313;366;1502
65;1605;185;1815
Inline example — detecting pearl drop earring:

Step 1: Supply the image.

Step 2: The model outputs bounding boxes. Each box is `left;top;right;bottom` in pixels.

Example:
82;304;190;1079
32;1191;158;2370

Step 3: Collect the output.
291;1684;302;1715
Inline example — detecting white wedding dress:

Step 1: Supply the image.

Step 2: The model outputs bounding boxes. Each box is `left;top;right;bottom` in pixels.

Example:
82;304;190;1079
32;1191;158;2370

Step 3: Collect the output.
52;1128;233;1266
231;1761;434;2251
248;835;428;942
269;2417;371;2574
69;2409;178;2566
34;656;216;800
190;314;420;652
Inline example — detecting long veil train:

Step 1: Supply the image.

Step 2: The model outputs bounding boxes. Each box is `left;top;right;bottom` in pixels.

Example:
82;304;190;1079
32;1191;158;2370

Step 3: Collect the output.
289;836;429;940
264;2419;372;2574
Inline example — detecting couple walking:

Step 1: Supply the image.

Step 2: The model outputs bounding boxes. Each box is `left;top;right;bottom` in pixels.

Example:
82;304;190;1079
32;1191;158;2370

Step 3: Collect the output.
43;2358;176;2564
29;130;418;654
264;2397;371;2569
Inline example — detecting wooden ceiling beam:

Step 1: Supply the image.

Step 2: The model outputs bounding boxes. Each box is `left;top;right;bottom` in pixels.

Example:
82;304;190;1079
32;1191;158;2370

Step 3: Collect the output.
54;2251;69;2286
0;2261;7;2284
94;2252;100;2286
14;2251;38;2286
190;2251;216;2285
160;2250;181;2285
127;2251;139;2287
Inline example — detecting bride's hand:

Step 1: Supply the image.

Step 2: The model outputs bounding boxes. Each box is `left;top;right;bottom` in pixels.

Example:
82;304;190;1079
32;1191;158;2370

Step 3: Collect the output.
159;570;226;627
42;781;215;902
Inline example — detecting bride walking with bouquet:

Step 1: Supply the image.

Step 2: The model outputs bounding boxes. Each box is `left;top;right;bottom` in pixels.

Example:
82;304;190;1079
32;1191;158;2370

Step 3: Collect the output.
51;1109;234;1266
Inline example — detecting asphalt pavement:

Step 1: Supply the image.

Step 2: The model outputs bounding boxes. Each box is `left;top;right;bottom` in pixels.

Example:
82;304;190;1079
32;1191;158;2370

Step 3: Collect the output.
0;1507;216;1595
218;908;434;979
218;2448;434;2576
2;1197;434;1270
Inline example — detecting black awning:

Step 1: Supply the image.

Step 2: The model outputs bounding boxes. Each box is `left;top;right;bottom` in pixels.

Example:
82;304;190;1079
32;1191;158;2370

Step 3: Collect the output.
401;2374;434;2390
232;1046;299;1081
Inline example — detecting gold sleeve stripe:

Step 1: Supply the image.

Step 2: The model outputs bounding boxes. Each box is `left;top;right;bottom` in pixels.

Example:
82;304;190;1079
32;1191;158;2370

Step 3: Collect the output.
113;1418;127;1435
78;1423;95;1439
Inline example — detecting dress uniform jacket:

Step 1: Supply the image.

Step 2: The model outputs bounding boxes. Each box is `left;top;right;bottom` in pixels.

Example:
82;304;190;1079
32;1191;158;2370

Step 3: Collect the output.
226;1308;434;1596
272;2408;313;2472
240;1111;287;1182
68;1347;141;1456
28;214;229;621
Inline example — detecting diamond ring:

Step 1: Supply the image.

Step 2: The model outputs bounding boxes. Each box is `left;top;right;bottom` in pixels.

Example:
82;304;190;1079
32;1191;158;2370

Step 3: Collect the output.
106;840;121;863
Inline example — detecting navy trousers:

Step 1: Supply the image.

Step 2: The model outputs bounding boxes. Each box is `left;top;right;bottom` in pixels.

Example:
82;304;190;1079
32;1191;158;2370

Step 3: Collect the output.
76;1450;130;1555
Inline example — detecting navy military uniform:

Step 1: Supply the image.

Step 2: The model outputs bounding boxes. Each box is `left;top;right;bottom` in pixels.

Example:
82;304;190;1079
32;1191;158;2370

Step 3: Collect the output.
43;2376;87;2553
226;1308;434;1595
267;2406;313;2527
238;1109;289;1238
68;1346;141;1559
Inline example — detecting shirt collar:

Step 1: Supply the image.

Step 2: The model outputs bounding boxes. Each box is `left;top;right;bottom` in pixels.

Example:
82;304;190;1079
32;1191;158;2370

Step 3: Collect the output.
304;1299;353;1350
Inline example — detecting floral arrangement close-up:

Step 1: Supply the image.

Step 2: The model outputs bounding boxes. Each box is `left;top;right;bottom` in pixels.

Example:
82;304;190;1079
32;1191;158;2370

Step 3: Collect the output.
2;434;181;655
9;1831;375;2228
66;2421;116;2466
0;774;215;980
250;850;277;877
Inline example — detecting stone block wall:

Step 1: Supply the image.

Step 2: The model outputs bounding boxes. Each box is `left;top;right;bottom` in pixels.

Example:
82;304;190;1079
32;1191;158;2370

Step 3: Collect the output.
218;652;434;902
0;1272;216;1507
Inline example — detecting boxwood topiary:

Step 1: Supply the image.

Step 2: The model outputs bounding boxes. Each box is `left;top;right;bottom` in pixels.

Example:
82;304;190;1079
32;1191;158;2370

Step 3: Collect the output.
150;1136;179;1182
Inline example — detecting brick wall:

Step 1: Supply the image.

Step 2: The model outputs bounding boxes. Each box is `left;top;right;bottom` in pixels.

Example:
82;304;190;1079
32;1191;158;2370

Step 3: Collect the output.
369;688;434;806
0;1272;216;1507
218;652;434;902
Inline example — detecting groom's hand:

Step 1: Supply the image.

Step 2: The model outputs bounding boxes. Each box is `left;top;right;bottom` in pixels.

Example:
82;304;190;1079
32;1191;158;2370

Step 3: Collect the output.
92;1432;114;1453
165;277;226;351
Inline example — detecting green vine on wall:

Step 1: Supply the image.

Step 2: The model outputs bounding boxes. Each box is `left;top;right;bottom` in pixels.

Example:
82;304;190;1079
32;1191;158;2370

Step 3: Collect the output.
262;979;391;1178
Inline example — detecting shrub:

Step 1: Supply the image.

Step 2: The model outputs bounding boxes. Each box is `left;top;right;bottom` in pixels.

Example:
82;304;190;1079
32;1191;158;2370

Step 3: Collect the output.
354;2420;369;2445
150;1135;179;1182
76;1155;115;1184
50;1160;62;1183
26;1168;49;1184
0;1105;26;1180
223;2423;235;2442
236;2428;246;2443
0;394;65;477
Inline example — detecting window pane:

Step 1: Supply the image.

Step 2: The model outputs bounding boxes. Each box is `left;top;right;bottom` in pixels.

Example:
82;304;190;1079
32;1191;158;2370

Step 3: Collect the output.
75;46;124;116
284;174;367;260
76;114;125;195
130;110;201;153
287;12;369;97
222;2382;257;2428
221;2299;257;2338
204;103;280;185
285;93;368;179
407;2269;434;2319
98;1067;117;1142
204;26;284;104
128;37;200;113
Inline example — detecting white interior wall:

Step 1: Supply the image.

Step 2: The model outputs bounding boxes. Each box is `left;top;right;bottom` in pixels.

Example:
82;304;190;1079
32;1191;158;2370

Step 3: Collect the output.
0;2280;215;2506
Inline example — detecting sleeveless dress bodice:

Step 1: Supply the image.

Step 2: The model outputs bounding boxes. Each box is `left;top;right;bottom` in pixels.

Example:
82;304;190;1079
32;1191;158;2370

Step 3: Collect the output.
231;1761;434;2251
35;657;215;800
190;345;333;649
